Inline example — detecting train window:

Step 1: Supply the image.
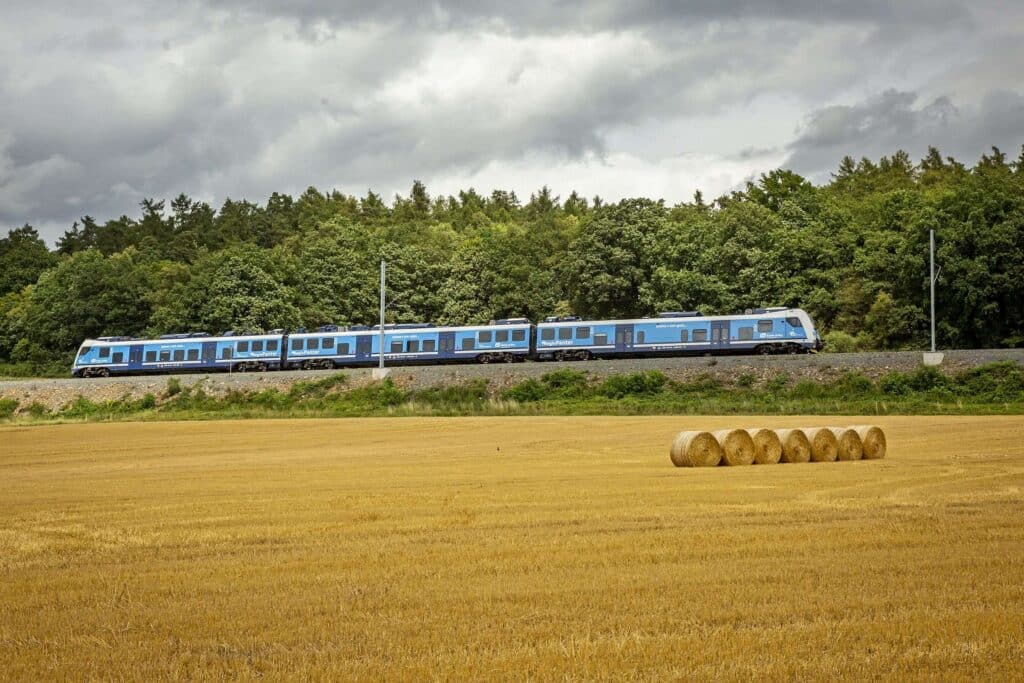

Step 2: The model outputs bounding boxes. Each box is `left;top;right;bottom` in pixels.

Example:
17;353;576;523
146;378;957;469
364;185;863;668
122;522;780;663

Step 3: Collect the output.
253;340;264;352
576;327;590;339
221;347;232;360
512;329;525;342
594;333;608;345
541;328;554;341
145;351;156;363
267;340;279;352
558;328;572;340
757;320;773;333
319;337;331;349
160;350;171;362
238;341;249;352
112;352;124;364
496;330;509;343
637;331;645;344
693;329;708;342
187;349;199;361
786;317;803;328
173;350;185;361
291;338;303;351
407;339;420;353
337;343;350;355
478;330;492;343
78;346;92;358
462;338;475;351
739;327;754;340
390;341;403;353
99;347;110;358
680;330;689;342
423;339;436;352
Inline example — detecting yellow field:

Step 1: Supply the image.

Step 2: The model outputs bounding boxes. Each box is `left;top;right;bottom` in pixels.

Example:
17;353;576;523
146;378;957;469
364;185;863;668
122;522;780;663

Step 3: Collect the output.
2;416;1024;680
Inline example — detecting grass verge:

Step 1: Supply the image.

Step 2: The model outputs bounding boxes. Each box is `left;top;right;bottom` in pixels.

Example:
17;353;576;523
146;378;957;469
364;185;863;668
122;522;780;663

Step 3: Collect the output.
2;361;1023;423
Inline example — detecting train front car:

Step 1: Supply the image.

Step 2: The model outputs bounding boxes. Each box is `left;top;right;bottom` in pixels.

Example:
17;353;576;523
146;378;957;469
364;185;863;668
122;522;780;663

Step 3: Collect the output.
72;331;287;377
534;308;820;360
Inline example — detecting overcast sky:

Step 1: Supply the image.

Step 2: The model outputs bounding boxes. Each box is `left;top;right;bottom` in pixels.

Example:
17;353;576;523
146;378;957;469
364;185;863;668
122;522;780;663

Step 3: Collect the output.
2;1;1023;242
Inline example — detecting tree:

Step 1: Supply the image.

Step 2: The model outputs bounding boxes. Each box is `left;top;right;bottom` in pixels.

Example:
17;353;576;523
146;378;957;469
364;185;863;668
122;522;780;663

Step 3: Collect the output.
0;225;57;295
563;199;665;318
149;247;300;334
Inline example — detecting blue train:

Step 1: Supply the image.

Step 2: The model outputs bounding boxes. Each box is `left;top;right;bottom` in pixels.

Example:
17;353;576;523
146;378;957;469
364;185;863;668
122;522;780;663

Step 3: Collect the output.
71;308;821;377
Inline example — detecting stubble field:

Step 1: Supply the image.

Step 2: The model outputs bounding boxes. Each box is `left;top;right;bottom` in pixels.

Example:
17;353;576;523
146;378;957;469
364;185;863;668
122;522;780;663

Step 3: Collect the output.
2;416;1023;680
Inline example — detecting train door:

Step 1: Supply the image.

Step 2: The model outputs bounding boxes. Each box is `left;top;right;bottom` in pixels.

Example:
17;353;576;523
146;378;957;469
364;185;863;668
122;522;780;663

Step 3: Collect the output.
201;342;217;370
128;344;143;371
356;335;372;363
438;331;456;359
614;324;633;354
711;320;730;349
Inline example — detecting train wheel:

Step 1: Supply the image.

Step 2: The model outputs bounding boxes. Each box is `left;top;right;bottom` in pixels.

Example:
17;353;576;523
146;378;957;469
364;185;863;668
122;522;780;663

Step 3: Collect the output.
503;353;515;363
575;350;592;361
255;362;268;372
96;367;110;378
479;354;493;364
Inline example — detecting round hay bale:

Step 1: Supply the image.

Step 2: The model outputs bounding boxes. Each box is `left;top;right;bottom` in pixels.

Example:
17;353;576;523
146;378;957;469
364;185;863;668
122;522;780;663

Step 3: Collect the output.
712;429;756;466
747;428;782;465
851;425;886;459
802;427;839;462
828;427;863;461
775;429;811;463
670;431;722;467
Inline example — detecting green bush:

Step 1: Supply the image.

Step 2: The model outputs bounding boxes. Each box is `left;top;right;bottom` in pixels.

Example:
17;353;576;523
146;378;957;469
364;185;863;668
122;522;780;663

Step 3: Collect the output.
735;372;756;388
598;371;667;399
0;397;18;419
822;330;863;353
502;378;547;402
879;372;911;396
139;393;157;410
765;372;790;393
832;371;875;396
27;402;50;417
417;379;489;406
164;378;183;398
540;369;591;398
904;366;951;392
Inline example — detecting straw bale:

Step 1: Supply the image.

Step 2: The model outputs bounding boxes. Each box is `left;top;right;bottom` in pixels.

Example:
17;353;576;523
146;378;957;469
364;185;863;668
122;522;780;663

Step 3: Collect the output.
670;431;722;467
828;427;863;461
802;427;839;462
775;429;811;463
851;425;887;459
712;429;756;466
746;428;782;465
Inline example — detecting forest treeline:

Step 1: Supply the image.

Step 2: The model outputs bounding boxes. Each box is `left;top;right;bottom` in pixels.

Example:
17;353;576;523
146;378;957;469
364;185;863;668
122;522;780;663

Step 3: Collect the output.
1;145;1023;372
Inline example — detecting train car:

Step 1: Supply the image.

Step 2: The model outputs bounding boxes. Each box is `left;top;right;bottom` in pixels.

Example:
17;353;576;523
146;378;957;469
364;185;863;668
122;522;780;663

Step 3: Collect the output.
283;319;534;369
71;331;287;377
534;308;821;360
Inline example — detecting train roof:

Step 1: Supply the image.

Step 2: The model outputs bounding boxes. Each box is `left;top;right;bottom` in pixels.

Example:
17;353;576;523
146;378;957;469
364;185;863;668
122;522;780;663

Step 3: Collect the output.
289;321;532;337
536;308;806;327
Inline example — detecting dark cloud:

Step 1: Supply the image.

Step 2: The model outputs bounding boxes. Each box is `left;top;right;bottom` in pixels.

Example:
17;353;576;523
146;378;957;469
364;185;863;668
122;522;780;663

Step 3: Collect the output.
784;89;1024;180
0;0;1022;242
226;0;973;33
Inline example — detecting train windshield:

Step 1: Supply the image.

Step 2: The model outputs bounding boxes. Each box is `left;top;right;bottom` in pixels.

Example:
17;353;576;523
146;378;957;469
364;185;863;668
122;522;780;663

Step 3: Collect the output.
76;346;92;359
